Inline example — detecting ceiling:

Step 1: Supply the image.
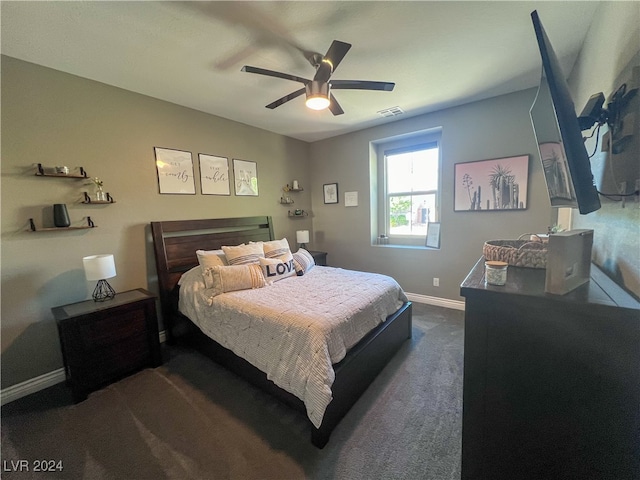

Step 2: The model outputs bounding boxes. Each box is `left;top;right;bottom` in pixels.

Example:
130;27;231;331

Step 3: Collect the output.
1;1;599;143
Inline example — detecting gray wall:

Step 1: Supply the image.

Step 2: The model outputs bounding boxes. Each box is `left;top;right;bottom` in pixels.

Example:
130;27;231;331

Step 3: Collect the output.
1;56;311;388
567;1;640;298
309;88;554;300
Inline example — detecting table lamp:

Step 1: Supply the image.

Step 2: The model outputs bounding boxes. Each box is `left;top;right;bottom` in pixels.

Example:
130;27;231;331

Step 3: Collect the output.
296;230;310;250
83;254;116;301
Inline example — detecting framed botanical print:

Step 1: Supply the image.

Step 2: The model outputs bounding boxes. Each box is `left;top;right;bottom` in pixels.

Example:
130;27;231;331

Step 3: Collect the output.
323;183;338;204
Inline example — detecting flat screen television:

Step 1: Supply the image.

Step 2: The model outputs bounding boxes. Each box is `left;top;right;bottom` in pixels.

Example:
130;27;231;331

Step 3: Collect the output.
529;10;601;215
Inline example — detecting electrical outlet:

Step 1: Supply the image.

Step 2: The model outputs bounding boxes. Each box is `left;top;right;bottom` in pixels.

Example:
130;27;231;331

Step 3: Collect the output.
433;277;440;287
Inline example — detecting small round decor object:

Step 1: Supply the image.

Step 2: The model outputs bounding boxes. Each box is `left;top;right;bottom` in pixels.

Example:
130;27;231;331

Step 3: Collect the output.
485;260;508;286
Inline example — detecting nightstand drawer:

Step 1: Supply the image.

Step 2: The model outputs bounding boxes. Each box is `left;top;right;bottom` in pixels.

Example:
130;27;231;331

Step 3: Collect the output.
78;307;147;348
70;333;151;387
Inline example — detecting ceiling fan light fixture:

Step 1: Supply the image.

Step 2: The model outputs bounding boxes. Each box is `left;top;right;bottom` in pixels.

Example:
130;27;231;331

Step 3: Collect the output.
305;81;330;111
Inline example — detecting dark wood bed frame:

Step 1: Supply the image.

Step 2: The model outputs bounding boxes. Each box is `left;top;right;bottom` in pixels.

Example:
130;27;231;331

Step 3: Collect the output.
151;216;412;448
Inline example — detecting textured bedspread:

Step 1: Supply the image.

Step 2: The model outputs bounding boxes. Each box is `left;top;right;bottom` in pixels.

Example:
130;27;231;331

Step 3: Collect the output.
178;266;408;428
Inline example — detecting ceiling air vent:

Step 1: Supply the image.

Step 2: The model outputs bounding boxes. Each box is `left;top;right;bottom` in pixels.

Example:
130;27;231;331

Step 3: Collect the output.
377;106;404;117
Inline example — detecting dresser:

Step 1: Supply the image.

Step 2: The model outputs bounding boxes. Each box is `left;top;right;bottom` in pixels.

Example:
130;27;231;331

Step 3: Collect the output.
52;289;162;402
460;259;639;479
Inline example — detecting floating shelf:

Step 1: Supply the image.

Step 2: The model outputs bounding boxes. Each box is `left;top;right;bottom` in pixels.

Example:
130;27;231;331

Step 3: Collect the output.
288;210;309;217
82;192;116;204
34;164;88;178
280;198;294;205
29;217;96;232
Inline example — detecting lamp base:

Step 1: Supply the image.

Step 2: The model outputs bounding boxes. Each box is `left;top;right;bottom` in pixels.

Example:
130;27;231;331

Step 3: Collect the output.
92;279;116;302
299;243;307;250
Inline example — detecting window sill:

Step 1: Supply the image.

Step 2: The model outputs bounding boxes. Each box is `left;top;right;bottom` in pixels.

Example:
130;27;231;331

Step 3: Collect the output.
371;243;439;250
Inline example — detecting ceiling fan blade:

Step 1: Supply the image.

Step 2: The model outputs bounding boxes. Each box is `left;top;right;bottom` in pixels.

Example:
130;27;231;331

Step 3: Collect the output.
314;40;352;83
265;88;306;109
329;93;345;116
324;40;352;72
242;66;310;85
330;80;395;91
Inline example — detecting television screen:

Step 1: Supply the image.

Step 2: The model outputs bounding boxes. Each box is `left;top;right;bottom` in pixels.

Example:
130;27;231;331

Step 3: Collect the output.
529;10;601;214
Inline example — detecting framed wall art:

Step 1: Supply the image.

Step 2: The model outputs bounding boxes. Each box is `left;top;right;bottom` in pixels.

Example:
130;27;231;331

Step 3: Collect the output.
425;222;441;248
233;159;258;196
154;147;196;194
323;183;338;204
199;154;230;195
454;155;529;211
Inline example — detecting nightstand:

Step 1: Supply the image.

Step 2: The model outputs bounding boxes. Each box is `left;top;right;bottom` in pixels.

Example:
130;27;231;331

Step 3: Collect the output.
308;250;328;266
52;288;162;402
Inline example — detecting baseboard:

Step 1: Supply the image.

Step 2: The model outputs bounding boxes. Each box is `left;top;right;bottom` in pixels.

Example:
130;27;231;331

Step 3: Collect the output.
405;293;466;311
0;368;66;406
0;297;462;406
1;330;168;406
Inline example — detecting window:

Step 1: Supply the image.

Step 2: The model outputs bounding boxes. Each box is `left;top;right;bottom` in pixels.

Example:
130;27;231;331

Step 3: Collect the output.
372;130;441;246
386;143;439;237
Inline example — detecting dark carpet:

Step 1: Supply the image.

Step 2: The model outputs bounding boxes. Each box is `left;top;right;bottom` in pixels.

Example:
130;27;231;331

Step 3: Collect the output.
1;303;464;479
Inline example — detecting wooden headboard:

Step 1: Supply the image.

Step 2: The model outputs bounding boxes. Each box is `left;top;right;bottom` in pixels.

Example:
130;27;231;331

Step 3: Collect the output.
150;216;274;340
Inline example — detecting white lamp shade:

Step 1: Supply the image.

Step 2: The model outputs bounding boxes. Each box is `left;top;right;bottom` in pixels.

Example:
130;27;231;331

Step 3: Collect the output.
296;230;310;244
83;254;116;281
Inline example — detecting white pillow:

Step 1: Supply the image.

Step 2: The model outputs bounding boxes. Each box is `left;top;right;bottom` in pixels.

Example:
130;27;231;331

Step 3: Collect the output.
259;254;296;284
293;248;315;275
202;264;266;293
221;243;265;265
262;238;292;261
196;249;228;270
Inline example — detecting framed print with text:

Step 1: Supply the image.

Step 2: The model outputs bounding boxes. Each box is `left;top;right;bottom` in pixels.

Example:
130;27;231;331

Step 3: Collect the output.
199;154;230;195
233;159;258;196
154;147;196;194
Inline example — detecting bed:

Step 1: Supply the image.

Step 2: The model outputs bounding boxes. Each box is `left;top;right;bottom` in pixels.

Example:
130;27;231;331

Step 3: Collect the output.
151;216;412;448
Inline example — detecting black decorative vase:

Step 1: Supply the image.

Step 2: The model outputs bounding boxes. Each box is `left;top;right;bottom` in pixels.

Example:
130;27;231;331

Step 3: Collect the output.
53;204;70;228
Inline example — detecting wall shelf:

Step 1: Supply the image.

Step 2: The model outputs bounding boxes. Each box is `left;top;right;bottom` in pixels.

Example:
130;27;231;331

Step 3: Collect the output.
288;210;309;217
34;163;88;179
82;192;116;204
29;217;96;232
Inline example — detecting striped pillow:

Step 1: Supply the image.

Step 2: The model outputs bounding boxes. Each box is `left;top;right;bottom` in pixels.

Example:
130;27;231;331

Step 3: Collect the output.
221;243;264;265
262;238;292;261
293;248;315;275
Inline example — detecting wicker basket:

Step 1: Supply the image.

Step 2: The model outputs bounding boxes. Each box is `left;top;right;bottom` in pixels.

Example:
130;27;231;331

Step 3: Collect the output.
483;236;547;269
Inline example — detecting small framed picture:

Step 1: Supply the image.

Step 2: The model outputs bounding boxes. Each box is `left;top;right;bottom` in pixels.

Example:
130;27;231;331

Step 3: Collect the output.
233;159;258;196
426;222;441;248
323;183;338;204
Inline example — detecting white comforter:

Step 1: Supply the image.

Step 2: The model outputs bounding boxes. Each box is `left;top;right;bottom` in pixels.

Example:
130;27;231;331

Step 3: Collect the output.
178;266;408;428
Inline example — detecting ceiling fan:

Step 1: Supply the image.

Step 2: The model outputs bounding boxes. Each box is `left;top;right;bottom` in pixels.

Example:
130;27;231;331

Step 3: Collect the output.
241;40;395;115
